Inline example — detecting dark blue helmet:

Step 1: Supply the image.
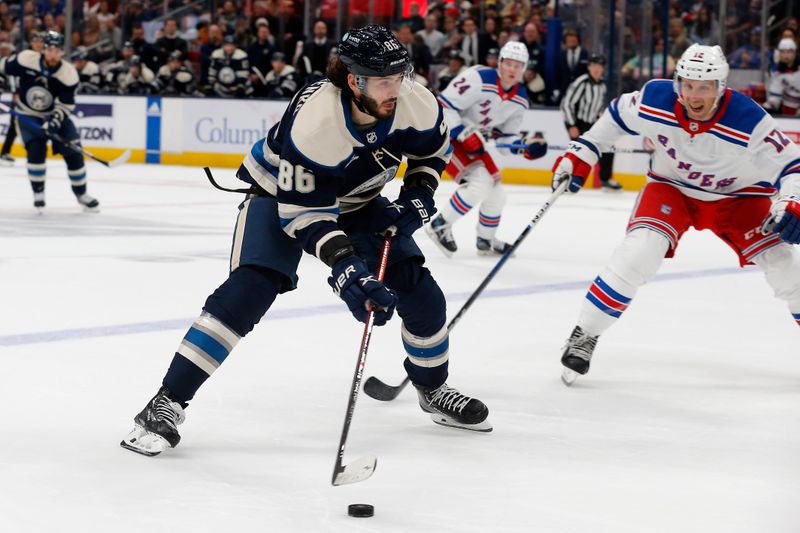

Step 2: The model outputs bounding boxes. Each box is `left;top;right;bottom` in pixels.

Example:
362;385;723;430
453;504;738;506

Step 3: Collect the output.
42;30;65;49
338;25;409;77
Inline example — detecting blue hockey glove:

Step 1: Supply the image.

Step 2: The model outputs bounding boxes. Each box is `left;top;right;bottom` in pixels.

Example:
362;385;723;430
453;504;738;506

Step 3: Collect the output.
511;132;548;160
763;195;800;245
371;186;436;238
45;108;66;132
328;256;398;326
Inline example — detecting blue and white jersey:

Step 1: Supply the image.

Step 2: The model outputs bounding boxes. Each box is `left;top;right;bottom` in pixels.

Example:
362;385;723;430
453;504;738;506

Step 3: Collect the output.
0;50;78;118
236;79;451;261
581;79;800;201
437;65;530;152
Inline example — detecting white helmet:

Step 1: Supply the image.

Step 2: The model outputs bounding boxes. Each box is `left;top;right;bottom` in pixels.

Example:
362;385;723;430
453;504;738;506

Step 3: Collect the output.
673;44;729;100
777;38;797;51
499;41;529;65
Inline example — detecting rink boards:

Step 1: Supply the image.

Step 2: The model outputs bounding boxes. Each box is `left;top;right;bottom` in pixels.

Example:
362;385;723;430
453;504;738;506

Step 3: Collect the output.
1;94;799;190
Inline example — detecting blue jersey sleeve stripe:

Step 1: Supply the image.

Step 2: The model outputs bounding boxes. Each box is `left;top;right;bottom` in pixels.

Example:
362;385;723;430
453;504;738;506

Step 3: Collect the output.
608;99;639;135
574;137;601;159
437;94;460;111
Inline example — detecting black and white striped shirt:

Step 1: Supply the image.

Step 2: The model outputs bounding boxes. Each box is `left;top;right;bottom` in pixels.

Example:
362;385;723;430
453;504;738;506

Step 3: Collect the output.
560;73;606;127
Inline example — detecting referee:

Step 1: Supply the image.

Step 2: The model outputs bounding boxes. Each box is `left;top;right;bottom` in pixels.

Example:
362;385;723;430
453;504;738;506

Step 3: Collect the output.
560;54;621;190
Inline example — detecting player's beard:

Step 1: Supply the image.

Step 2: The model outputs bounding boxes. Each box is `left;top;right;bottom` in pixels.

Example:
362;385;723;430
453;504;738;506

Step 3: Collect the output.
360;94;398;120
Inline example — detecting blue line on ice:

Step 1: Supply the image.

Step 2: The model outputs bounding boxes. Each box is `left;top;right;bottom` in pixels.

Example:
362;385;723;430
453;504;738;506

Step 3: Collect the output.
0;267;749;347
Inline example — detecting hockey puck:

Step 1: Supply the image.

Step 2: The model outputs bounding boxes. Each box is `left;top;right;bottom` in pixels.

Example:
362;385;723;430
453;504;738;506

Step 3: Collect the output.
347;504;374;518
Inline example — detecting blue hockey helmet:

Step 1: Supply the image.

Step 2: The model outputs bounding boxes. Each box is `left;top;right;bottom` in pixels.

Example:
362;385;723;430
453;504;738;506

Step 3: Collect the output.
42;30;65;49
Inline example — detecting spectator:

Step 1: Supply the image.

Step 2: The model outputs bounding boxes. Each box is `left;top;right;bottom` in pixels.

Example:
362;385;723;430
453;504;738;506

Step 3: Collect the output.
668;16;693;58
400;2;425;33
294;19;333;80
440;13;462;59
729;28;763;69
416;14;445;59
122;1;145;39
208;34;252;97
396;23;432;76
129;25;158;72
38;0;63;18
689;5;721;46
155;18;188;68
200;23;223;84
556;29;589;104
95;1;115;26
436;49;466;93
523;58;547;105
459;16;495;66
82;14;101;48
262;51;300;99
152;50;197;96
72;46;102;94
248;21;275;81
484;17;498;42
216;0;240;35
118;55;154;95
621;38;675;87
520;22;544;78
499;0;531;28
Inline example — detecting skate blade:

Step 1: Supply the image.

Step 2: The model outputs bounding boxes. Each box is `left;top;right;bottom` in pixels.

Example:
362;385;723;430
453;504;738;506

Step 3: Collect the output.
119;425;171;457
429;413;493;432
425;225;455;258
81;205;100;213
561;368;579;386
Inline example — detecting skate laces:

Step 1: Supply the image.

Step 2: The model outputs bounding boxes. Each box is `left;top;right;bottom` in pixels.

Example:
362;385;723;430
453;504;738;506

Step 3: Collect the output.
565;327;597;360
428;384;472;414
153;395;186;427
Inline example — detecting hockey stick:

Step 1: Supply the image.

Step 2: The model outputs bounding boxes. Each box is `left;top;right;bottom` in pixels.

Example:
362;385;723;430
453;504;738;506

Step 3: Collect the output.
495;142;652;154
364;181;570;401
332;230;394;486
0;102;131;168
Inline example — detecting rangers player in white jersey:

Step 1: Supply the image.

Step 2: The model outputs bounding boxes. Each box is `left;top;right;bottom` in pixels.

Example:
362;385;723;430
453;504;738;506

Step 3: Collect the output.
426;41;547;256
551;44;800;385
765;38;799;116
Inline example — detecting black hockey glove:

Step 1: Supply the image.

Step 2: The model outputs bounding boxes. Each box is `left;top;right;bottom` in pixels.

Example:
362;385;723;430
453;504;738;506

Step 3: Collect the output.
45;108;67;132
328;256;398;326
371;186;436;238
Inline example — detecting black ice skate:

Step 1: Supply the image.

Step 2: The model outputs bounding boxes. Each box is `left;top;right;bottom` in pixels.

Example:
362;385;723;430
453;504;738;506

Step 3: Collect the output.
476;237;513;256
601;178;623;192
416;383;492;432
77;193;100;213
561;326;599;386
426;215;457;257
0;153;14;166
120;387;186;456
33;192;45;212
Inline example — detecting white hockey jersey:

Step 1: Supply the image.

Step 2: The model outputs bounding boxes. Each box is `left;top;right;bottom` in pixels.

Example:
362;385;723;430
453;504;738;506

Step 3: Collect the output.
579;79;800;202
437;65;529;149
766;67;800;115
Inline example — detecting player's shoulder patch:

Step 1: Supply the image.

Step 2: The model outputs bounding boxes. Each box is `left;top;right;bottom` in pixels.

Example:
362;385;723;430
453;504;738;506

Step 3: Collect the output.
718;90;766;135
289;82;362;168
17;50;41;70
393;81;441;133
640;79;676;111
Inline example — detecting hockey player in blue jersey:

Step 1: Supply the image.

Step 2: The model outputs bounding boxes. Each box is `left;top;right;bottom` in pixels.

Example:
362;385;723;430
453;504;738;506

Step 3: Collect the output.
121;26;492;457
0;31;99;211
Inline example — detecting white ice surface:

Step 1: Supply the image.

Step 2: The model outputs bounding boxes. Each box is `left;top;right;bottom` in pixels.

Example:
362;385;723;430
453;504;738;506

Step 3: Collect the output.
1;161;799;533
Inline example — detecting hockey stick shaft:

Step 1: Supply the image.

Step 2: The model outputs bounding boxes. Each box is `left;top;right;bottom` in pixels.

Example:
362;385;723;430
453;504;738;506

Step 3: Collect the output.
495;142;651;154
364;182;570;400
332;232;393;486
0;102;129;167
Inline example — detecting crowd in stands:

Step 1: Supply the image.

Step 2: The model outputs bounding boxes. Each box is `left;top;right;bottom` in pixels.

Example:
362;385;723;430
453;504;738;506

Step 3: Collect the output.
0;0;796;113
